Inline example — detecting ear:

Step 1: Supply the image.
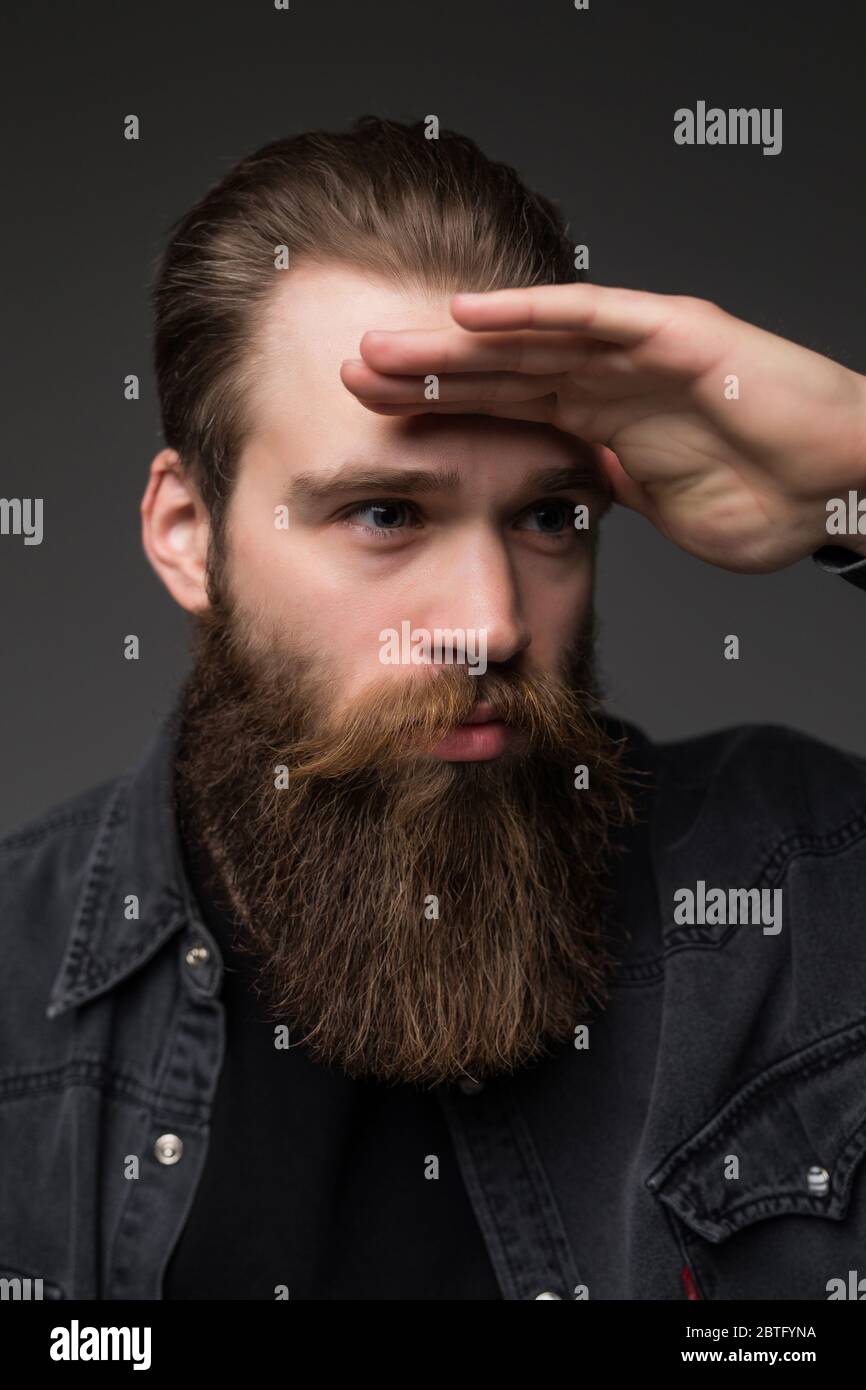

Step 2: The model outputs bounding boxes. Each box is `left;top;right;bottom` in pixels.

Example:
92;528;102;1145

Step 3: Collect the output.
140;448;211;613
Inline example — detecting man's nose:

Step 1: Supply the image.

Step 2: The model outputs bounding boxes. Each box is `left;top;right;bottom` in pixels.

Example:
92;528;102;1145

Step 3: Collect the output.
425;528;531;666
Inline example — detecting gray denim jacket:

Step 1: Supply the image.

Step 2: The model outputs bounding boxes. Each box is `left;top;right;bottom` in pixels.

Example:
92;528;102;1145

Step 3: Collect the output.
3;547;866;1302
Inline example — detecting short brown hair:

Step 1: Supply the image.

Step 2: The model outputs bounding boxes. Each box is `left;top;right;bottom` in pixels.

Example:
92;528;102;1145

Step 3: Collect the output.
150;115;581;549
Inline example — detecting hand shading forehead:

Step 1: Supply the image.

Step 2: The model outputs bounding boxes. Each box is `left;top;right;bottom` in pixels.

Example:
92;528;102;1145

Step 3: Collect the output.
246;260;601;491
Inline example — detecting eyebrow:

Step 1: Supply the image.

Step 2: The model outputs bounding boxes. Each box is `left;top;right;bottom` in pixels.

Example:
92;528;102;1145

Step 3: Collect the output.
287;460;600;506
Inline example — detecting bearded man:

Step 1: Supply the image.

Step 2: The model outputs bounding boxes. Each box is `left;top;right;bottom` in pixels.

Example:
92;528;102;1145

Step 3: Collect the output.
3;116;866;1302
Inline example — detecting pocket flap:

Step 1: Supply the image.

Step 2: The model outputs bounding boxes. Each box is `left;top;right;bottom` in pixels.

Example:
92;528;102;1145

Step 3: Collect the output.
645;1018;866;1243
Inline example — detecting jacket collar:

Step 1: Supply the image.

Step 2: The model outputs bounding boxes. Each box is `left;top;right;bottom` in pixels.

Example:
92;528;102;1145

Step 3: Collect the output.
46;700;204;1019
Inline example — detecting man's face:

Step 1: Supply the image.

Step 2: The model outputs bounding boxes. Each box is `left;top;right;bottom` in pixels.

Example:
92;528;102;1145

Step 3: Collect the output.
221;262;605;746
168;261;633;1089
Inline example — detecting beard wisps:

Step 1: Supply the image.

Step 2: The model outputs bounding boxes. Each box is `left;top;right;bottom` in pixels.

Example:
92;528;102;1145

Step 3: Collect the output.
173;596;638;1087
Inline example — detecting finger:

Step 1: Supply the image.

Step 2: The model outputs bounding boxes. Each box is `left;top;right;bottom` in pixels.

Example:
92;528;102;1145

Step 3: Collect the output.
347;395;560;426
340;358;566;404
357;325;598;375
450;283;673;346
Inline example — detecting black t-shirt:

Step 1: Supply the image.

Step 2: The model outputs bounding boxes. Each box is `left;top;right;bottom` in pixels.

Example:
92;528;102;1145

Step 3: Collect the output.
162;831;502;1301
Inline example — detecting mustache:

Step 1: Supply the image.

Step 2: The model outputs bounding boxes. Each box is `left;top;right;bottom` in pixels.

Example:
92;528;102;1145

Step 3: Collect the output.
268;661;605;782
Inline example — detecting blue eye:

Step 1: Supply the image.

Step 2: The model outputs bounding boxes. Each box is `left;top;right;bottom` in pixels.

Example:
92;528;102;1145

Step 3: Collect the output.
519;501;572;535
342;500;418;539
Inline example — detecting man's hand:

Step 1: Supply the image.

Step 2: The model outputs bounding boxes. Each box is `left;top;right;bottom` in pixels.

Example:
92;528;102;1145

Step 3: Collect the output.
339;284;866;571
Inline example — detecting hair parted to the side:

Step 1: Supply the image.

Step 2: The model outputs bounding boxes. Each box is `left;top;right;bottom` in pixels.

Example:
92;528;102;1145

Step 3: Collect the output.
150;114;583;549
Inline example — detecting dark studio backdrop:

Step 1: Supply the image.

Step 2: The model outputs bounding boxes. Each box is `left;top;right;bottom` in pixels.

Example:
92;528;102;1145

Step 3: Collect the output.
1;0;864;833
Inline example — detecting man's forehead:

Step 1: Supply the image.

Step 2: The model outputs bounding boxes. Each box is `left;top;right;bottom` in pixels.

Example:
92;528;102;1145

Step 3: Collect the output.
250;261;597;481
254;406;597;493
259;260;450;377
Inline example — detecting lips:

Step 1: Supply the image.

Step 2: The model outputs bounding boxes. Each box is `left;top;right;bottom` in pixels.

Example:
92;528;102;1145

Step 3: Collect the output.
461;701;500;726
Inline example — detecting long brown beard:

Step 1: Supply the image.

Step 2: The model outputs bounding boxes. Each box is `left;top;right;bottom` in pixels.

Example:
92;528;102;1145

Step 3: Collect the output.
173;596;638;1087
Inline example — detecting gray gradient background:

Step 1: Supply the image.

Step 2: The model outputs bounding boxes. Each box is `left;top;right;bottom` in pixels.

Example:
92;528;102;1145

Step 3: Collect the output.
1;0;864;833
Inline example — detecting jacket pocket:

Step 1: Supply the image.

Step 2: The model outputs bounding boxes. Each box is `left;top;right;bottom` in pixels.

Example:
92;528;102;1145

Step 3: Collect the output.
645;1017;866;1299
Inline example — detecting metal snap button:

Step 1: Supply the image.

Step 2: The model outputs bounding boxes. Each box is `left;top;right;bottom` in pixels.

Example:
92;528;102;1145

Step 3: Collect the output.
154;1133;183;1165
458;1077;484;1095
534;1290;563;1299
185;944;210;968
806;1165;830;1197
